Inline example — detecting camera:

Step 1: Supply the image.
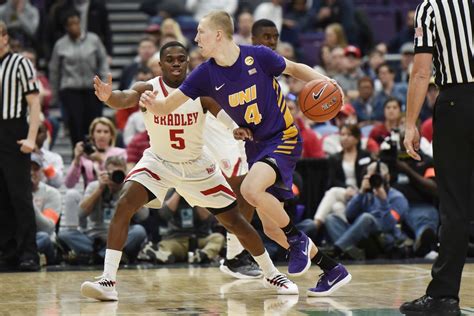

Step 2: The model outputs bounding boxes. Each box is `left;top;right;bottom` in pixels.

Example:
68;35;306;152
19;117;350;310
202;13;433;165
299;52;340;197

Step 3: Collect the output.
83;136;96;155
109;170;125;184
369;172;384;190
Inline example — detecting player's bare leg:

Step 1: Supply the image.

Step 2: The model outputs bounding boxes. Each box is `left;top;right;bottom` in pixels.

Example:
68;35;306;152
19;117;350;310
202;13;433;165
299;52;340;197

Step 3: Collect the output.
220;175;264;279
81;181;150;301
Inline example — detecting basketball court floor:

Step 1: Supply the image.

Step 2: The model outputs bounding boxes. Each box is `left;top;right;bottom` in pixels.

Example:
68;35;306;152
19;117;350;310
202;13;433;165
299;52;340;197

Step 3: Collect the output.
0;263;473;315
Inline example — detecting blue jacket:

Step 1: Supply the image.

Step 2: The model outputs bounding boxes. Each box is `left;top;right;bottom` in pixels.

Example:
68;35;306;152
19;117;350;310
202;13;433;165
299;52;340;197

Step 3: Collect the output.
346;188;409;233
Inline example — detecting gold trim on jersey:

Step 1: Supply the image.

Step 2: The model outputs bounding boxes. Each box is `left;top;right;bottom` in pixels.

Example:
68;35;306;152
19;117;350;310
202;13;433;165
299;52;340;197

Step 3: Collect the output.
274;150;293;155
277;145;295;150
272;78;294;128
282;125;298;140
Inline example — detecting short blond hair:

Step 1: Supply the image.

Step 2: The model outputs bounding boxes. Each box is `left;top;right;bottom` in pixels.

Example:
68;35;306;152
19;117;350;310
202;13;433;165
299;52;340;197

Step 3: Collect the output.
203;11;234;40
0;21;7;36
89;117;117;147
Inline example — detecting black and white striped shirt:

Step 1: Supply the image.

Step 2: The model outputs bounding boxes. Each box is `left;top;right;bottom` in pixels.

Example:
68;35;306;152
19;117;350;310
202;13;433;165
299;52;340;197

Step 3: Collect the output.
0;52;39;121
414;0;474;87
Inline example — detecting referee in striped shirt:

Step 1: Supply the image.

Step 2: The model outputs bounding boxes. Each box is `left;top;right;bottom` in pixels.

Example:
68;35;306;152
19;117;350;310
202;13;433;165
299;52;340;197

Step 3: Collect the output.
401;1;473;314
0;21;41;271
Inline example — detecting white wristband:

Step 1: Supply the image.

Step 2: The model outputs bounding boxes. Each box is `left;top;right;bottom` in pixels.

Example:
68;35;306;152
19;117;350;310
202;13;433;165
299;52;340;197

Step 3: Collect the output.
216;110;237;130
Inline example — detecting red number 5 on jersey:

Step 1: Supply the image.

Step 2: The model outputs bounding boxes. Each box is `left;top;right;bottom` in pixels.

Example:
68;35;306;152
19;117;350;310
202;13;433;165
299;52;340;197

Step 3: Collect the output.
169;129;185;149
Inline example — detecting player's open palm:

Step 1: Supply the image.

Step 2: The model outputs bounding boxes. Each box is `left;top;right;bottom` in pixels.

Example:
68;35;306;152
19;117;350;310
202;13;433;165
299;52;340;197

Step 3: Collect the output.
94;73;113;102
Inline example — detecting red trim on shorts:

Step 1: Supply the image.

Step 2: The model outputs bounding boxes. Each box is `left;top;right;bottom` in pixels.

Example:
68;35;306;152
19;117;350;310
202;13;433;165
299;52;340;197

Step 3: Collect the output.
159;77;169;97
125;168;161;181
201;184;236;198
231;158;242;177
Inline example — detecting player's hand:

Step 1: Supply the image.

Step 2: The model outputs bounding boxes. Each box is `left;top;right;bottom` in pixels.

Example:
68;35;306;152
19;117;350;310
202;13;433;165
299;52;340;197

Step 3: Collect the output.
329;79;345;105
233;127;253;141
139;90;159;110
94;73;113;102
17;138;35;153
403;125;421;161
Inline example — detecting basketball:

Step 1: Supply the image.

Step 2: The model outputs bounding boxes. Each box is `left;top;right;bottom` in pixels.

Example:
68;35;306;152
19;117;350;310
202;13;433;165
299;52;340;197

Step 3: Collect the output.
298;79;343;122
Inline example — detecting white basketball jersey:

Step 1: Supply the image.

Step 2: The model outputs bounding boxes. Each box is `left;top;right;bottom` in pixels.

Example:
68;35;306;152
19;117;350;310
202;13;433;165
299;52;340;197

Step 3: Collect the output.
144;77;205;162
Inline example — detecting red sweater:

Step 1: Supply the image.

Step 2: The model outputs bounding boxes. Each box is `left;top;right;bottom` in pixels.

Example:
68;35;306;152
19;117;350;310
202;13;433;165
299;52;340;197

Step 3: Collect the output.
296;117;325;158
126;131;150;163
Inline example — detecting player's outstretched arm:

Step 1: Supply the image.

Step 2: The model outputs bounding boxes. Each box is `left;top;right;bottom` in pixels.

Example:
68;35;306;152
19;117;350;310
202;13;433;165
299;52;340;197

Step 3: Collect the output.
94;73;153;109
139;88;190;115
282;58;330;83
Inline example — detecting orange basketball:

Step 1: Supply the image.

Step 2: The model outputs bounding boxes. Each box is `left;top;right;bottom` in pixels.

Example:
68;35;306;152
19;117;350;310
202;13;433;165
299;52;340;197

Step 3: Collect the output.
298;79;343;122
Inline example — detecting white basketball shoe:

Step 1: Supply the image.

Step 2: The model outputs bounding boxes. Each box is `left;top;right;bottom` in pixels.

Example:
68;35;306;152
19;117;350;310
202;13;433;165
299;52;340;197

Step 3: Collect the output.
81;275;118;301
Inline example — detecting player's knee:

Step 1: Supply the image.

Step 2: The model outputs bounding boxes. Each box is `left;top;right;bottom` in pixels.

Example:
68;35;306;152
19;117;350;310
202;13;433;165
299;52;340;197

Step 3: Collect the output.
240;182;260;206
115;194;140;218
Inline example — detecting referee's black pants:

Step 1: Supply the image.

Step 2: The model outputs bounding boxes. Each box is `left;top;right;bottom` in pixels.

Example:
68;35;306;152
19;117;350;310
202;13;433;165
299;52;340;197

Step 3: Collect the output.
60;88;103;149
427;83;474;299
0;120;38;263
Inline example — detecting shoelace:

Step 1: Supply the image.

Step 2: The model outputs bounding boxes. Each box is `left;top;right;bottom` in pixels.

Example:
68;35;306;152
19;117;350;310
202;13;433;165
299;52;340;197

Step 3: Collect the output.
267;274;291;288
315;272;326;287
94;275;116;287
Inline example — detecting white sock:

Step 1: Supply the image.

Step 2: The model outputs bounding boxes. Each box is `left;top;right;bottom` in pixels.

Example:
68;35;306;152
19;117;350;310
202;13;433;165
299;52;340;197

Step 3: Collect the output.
252;250;278;277
103;249;122;281
226;233;244;260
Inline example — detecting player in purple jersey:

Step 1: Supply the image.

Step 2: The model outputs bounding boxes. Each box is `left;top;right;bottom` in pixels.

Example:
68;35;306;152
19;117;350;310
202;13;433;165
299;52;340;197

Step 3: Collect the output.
139;12;351;296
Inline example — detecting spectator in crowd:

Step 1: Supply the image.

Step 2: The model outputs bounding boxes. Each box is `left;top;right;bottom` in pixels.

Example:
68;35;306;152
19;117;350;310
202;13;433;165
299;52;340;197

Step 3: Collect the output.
313;0;344;30
419;78;438;123
324;161;408;260
144;23;162;47
362;48;385;83
322;103;380;155
328;47;345;77
388;10;415;54
0;0;39;48
334;45;364;101
352;76;377;123
31;153;61;265
314;125;371;230
281;0;312;45
253;0;283;32
49;10;108;148
140;189;224;264
324;23;347;50
45;0;112;58
119;37;157;91
161;18;189;48
139;0;188;22
65;117;126;189
116;66;153;131
34;121;64;188
369;98;403;146
123;110;146;146
373;63;407;121
188;47;205;71
395;42;414;84
233;11;253;45
287;93;325;159
276;41;296;62
126;130;149;170
185;0;237;22
393;145;439;257
314;44;331;75
58;156;148;263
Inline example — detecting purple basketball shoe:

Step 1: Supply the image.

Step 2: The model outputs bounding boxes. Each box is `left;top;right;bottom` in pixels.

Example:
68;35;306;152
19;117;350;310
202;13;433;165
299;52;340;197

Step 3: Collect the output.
307;264;352;296
287;232;313;276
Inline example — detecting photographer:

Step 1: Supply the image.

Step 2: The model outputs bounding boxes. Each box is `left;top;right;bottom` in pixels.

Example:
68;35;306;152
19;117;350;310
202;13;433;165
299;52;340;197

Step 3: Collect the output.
58;156;147;263
65;117;126;189
324;161;408;259
393;144;439;257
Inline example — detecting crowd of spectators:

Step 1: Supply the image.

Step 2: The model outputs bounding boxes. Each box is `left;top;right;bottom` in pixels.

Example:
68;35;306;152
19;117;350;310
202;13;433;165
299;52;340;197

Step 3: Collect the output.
2;0;474;271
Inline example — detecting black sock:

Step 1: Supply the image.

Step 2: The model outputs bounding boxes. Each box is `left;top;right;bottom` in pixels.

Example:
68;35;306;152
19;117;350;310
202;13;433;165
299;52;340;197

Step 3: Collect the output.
312;249;338;271
281;220;299;238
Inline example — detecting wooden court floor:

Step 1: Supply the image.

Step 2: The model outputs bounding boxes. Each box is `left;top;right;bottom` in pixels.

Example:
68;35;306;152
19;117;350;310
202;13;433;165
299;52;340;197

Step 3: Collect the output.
0;263;473;315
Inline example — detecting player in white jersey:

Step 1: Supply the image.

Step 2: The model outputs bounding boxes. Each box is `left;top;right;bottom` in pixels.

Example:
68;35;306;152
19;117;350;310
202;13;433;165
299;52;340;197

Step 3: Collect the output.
80;42;298;301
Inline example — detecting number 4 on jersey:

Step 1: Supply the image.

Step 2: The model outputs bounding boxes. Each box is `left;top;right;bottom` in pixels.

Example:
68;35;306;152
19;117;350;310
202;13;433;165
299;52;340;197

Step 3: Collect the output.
244;103;262;125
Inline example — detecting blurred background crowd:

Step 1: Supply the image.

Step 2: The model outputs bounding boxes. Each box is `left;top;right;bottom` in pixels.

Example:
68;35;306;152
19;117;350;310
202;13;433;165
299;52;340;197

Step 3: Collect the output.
1;0;473;271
